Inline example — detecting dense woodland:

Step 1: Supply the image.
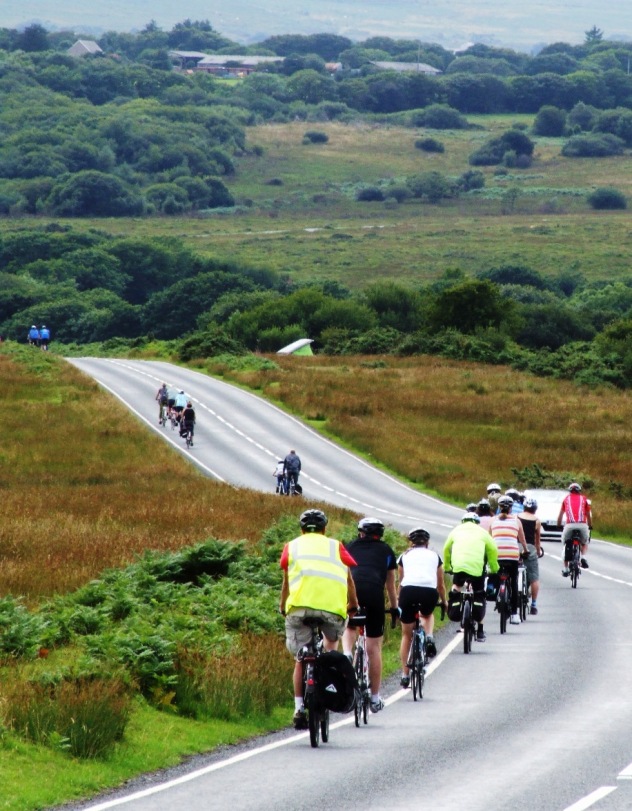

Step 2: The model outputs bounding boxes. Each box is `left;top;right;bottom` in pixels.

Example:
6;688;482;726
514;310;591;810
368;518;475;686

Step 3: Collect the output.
0;21;631;386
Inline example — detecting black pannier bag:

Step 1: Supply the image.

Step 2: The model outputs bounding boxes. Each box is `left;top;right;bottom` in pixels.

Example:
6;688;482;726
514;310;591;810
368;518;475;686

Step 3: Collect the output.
315;651;358;713
447;590;463;622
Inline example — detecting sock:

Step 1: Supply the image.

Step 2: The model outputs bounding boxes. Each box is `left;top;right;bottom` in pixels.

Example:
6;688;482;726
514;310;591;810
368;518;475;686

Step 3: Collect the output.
371;693;380;702
294;697;304;711
531;600;537;607
343;649;353;657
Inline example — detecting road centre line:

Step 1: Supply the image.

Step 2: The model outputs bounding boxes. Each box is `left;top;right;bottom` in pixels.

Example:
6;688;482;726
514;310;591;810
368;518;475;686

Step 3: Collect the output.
82;631;462;811
542;551;632;588
617;760;632;778
560;786;617;811
102;359;455;530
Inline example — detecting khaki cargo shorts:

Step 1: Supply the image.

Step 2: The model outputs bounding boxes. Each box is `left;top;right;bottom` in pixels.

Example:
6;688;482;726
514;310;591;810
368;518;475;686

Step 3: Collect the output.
285;608;346;656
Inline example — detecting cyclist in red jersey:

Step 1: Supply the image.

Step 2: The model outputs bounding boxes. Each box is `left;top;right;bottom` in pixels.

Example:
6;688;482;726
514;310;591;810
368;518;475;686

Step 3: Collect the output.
558;483;592;575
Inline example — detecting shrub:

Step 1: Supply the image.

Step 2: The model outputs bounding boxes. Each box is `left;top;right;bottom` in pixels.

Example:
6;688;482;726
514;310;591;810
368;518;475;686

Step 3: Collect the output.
561;134;625;158
416;104;468;129
587;187;627;210
414;137;445;153
533;105;567;137
356;186;385;202
303;130;329;144
457;170;485;191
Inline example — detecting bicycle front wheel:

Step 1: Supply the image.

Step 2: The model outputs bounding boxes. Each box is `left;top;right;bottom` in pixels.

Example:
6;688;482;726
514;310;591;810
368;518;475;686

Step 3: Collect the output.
498;586;508;634
320;709;329;743
306;692;320;748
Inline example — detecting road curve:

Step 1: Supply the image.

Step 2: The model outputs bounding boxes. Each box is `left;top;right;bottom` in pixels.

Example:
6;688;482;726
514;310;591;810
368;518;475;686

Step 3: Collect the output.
65;358;632;811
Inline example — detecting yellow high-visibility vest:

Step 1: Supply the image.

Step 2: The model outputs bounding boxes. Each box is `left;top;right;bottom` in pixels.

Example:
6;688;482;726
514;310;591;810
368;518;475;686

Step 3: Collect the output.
286;534;348;619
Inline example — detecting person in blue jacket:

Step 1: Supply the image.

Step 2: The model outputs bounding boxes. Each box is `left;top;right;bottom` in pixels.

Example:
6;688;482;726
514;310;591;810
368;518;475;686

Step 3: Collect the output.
39;325;51;350
27;325;40;346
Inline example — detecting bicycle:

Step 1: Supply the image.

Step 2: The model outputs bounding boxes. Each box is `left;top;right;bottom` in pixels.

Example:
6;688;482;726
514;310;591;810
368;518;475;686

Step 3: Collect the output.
297;618;330;748
517;558;528;622
182;425;194;448
496;566;512;635
159;403;168;427
460;580;477;654
347;612;370;726
406;606;429;700
566;530;583;588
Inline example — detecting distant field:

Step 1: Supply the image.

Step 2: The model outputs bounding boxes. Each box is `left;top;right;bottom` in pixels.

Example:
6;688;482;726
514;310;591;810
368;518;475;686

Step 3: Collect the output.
2;117;631;288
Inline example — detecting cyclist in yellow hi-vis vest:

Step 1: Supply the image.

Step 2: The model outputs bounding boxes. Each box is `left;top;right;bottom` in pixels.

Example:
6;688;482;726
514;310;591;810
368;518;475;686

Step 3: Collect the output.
280;509;359;730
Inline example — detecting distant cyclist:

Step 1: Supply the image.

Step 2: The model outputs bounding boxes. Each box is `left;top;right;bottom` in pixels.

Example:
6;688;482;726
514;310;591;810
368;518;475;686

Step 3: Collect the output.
283;449;301;493
558;483;592;575
341;517;398;712
273;459;286;493
173;390;188;422
476;498;494;532
180;401;195;440
486;483;502;514
397;527;447;687
504;488;524;515
443;513;499;642
155;383;169;423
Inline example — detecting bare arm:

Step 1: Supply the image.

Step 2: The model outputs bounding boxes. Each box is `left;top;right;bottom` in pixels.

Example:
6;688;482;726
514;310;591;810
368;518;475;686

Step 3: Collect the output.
385;569;397;609
347;571;358;610
436;564;447;603
517;521;528;554
279;569;289;615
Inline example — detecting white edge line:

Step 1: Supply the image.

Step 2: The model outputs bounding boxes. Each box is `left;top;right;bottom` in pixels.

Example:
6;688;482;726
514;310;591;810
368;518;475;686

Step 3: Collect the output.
81;633;463;810
561;786;617;811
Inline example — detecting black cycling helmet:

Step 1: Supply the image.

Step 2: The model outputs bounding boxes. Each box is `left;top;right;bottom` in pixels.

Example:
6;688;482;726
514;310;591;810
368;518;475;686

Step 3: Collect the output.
461;513;481;524
407;527;430;545
300;509;328;532
466;502;478;513
357;517;385;538
477;498;491;515
569;482;582;493
497;494;514;513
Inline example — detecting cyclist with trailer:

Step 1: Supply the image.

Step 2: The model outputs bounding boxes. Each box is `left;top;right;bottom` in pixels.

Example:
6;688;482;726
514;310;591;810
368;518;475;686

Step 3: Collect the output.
279;509;358;730
341;517;398;713
443;513;499;642
518;497;543;615
490;495;530;625
397;527;447;688
180;401;195;440
558;482;592;575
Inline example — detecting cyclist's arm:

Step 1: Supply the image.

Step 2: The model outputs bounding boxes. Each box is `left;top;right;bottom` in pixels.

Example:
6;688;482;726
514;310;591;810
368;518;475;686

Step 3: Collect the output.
442;537;452;573
279;569;289;615
556;504;565;526
485;537;499;573
517;521;528;554
385;569;398;610
346;571;358;612
436;564;448;604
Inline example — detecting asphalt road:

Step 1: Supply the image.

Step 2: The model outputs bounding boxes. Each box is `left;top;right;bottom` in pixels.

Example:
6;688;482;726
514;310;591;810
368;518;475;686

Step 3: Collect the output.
65;358;632;811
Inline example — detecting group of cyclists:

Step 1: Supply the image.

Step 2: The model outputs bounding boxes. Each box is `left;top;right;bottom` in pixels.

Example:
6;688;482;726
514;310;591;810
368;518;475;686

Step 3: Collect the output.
280;480;593;729
273;450;302;496
27;325;51;350
155;383;195;443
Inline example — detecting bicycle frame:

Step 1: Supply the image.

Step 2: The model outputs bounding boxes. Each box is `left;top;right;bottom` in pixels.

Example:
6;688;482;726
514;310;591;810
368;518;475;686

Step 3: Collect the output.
297;621;330;748
496;568;511;634
348;614;370;726
566;533;582;588
406;611;427;698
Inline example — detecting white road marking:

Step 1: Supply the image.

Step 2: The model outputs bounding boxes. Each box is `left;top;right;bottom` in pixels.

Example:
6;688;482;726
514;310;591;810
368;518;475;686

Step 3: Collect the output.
560;786;616;810
542;551;632;588
617;760;632;778
80;634;462;810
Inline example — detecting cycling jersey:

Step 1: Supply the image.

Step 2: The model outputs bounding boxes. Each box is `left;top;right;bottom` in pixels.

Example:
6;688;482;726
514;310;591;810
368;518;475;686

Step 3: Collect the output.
443;523;499;577
561;493;590;524
345;537;397;590
397;546;442;589
490;514;522;560
174;392;187;409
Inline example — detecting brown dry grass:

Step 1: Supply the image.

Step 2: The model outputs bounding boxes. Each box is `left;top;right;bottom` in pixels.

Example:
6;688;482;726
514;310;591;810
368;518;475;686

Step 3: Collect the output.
210;354;632;540
0;348;352;599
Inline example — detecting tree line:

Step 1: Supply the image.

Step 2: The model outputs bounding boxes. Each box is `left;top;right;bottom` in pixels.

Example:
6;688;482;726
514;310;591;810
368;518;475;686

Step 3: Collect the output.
1;226;630;388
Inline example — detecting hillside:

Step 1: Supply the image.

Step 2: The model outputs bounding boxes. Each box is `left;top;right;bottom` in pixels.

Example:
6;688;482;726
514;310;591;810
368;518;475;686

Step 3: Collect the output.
7;0;626;52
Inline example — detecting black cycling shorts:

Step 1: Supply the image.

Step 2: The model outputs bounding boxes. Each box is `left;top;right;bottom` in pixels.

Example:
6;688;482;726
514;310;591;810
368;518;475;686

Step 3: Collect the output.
398;585;439;624
355;586;386;638
452;572;486;591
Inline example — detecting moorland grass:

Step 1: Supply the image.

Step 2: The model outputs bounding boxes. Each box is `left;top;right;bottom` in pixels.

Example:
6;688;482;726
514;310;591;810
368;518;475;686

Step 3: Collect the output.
206;353;632;542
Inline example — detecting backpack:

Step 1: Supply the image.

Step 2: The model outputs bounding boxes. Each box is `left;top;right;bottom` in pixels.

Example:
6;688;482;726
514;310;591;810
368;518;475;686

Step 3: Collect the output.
314;651;358;713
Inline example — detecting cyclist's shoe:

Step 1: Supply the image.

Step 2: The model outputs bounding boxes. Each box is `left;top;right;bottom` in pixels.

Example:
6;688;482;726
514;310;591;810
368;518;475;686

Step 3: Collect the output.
476;628;486;642
529;605;538;615
370;698;384;713
510;614;521;625
561;567;570;577
400;675;410;688
292;709;308;730
580;558;589;569
425;637;437;658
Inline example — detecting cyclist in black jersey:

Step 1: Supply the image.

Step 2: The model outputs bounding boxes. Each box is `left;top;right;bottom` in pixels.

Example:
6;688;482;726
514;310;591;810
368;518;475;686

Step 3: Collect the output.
341;517;398;713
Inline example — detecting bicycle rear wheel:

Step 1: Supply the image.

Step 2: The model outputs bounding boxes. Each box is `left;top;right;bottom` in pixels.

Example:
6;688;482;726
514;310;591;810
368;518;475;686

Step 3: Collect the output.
571;561;579;588
306;692;320;748
353;648;363;727
498;585;508;634
462;601;472;654
519;572;528;622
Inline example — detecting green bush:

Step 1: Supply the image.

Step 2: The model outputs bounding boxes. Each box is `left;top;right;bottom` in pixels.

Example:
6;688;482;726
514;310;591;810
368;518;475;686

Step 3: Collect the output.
303;130;329;144
356;186;385;201
587;187;627;210
414;137;445;153
561;134;625;157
